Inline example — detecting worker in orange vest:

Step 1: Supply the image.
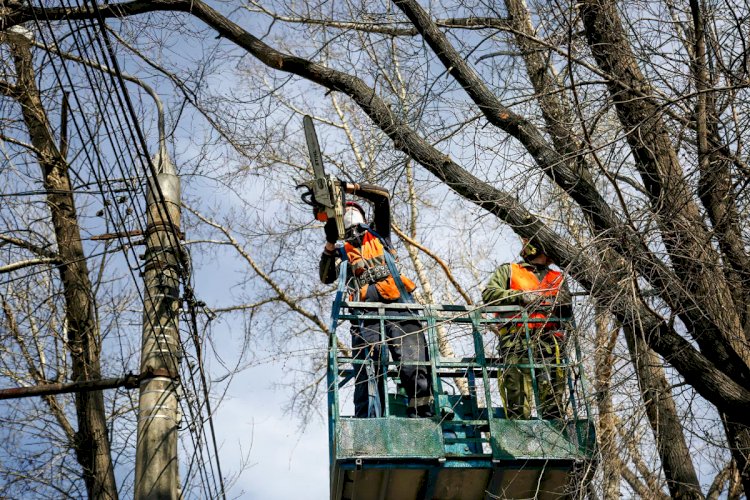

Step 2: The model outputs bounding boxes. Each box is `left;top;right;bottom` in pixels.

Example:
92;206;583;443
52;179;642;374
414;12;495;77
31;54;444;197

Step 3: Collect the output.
320;182;433;418
482;237;572;419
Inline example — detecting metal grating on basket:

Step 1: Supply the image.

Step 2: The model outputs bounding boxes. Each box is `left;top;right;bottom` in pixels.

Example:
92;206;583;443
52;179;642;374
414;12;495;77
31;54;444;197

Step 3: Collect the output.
489;419;590;460
336;418;445;459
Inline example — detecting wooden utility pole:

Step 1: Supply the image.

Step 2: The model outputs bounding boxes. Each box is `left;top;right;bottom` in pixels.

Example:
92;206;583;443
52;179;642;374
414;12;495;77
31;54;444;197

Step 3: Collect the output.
135;152;182;500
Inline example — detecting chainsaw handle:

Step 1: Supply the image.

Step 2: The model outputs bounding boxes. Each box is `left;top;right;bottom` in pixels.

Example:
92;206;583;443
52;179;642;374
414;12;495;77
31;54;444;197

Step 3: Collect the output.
296;183;315;206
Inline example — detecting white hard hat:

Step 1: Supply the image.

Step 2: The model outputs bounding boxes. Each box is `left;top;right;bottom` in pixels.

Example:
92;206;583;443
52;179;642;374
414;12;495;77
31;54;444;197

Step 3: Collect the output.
343;205;365;229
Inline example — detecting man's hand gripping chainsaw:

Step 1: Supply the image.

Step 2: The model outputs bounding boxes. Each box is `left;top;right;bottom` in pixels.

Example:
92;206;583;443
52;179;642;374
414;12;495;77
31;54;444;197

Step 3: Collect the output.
297;115;346;240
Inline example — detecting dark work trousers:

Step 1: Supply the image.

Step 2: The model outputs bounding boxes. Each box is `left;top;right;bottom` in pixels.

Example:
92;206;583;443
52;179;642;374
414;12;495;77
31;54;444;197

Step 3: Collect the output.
351;285;432;418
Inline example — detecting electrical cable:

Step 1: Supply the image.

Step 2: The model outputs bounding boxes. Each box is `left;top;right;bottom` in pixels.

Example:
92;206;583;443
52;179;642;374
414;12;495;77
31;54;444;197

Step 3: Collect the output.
72;7;226;495
15;4;226;497
23;5;164;496
20;3;225;496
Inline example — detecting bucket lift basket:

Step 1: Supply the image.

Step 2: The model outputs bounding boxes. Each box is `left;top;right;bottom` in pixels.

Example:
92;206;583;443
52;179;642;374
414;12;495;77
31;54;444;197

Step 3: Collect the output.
327;264;596;500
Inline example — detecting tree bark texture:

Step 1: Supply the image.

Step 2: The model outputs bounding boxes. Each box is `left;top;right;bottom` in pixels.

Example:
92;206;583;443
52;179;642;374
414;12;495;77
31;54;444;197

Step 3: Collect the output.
592;311;622;500
578;0;748;367
504;1;706;494
579;1;750;490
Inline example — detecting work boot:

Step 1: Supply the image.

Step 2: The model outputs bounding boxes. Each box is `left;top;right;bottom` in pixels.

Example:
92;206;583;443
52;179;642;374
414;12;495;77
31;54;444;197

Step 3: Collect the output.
440;405;455;421
417;405;434;418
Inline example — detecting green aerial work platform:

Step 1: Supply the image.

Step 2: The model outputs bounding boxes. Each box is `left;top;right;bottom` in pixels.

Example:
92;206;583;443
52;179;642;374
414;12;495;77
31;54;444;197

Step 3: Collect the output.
327;267;596;500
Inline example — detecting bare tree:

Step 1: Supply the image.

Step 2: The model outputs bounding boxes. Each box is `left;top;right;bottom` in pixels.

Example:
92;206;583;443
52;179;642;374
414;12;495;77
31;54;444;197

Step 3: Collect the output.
1;30;118;498
3;0;750;497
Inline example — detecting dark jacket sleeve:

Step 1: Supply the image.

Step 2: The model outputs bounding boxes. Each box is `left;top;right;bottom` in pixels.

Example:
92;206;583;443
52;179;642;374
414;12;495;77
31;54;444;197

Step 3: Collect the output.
352;183;391;244
319;251;338;284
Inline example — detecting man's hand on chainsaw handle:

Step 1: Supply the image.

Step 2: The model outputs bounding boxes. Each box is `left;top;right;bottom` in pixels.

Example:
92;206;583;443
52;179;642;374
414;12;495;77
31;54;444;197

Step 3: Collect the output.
340;180;360;195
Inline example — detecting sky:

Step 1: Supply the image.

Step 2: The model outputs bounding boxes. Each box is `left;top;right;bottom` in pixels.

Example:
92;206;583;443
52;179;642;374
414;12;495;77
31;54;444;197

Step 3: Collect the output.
216;364;329;499
184;185;332;499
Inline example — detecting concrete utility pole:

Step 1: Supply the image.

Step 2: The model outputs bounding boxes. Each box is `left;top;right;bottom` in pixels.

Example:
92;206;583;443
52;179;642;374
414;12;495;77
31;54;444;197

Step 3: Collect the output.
135;151;182;500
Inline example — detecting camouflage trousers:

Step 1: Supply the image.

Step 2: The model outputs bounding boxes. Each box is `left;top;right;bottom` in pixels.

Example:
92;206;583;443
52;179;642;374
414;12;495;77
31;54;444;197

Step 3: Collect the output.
497;335;567;419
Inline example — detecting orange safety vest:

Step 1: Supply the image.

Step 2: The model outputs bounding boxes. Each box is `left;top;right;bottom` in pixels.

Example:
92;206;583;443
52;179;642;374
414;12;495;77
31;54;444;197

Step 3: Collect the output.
501;263;564;335
344;231;416;301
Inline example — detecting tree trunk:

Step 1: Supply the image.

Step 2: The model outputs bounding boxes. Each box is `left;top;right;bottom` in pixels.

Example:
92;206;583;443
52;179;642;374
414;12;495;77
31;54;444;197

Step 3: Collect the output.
688;3;750;492
593;310;621;499
7;34;118;500
503;2;706;493
723;416;750;496
623;325;703;499
579;1;750;490
578;0;749;370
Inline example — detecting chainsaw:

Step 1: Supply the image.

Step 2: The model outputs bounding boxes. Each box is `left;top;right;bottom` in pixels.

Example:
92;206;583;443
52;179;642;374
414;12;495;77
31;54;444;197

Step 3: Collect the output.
297;115;346;239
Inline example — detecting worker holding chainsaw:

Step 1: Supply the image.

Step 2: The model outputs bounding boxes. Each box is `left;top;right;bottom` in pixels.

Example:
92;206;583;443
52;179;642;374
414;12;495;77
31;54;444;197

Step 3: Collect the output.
482;236;572;420
298;116;431;418
318;182;434;419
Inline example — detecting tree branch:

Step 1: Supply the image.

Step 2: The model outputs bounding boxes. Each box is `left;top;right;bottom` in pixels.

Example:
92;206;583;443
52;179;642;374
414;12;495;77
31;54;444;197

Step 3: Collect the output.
0;235;58;259
183;203;350;356
0;257;62;274
392;223;473;305
9;0;750;415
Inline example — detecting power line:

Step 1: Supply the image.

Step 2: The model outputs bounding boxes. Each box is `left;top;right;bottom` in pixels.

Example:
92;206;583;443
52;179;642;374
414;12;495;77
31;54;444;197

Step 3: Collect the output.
65;5;226;494
14;3;226;496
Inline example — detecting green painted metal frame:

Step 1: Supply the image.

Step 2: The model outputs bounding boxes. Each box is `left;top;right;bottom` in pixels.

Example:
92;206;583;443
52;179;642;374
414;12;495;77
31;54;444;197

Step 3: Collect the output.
327;261;596;498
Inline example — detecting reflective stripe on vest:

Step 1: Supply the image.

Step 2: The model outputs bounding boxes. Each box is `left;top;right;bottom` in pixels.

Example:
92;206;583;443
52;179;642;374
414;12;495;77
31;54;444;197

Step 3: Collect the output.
344;230;415;301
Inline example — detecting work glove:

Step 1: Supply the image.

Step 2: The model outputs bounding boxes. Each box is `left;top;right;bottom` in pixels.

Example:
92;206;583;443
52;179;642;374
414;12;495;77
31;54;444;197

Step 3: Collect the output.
324;218;339;244
519;291;544;305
